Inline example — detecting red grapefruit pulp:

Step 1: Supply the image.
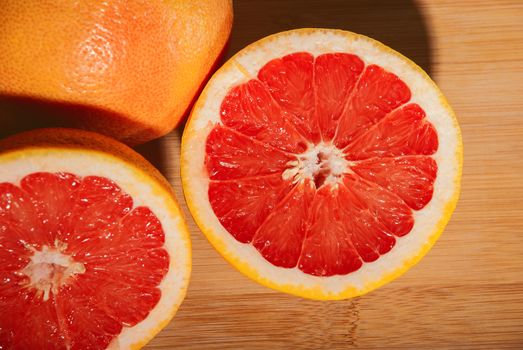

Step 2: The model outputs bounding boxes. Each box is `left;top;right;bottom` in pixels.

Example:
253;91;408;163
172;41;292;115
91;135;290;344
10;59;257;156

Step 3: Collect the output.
182;29;462;299
0;173;167;348
0;128;191;348
205;51;438;277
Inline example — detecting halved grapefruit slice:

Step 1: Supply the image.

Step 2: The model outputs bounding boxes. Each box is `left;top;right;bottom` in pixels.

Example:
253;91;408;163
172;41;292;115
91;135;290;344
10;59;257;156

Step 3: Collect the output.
181;29;462;300
0;129;191;349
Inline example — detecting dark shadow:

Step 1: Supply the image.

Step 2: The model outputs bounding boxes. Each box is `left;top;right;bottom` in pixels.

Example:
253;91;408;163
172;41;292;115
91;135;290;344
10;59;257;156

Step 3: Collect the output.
0;95;159;144
134;137;169;179
227;0;432;75
0;94;170;174
135;116;189;180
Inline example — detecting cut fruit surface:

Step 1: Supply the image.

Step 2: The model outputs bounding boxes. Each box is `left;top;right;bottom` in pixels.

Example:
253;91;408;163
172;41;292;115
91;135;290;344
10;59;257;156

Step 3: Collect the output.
181;29;462;300
0;129;191;349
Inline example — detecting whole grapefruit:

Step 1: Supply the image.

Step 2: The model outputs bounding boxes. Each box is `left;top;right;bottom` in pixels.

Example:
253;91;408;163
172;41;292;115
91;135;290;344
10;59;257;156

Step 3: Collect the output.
0;1;233;144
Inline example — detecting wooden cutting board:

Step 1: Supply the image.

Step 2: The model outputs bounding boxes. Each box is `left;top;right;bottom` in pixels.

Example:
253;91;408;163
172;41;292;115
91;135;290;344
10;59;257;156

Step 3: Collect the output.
2;0;518;348
139;1;523;348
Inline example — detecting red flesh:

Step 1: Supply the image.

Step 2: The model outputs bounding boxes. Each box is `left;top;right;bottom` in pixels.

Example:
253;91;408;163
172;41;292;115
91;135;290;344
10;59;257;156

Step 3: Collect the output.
0;173;169;349
207;52;439;277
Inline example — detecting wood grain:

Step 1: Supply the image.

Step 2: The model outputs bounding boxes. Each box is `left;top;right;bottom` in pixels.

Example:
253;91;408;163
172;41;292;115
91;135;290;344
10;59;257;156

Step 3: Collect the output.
1;0;520;348
138;1;523;348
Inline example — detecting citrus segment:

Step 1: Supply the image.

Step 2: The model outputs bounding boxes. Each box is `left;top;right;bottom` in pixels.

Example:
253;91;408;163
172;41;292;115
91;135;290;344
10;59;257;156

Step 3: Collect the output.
252;181;315;268
19;172;80;246
314;53;364;140
206;125;294;180
55;291;123;349
0;293;66;349
334;65;412;149
344;103;438;160
351;156;437;210
209;175;293;243
343;174;414;237
221;79;308;153
297;184;364;276
0;183;41;246
64;176;134;251
182;29;462;299
258;52;319;143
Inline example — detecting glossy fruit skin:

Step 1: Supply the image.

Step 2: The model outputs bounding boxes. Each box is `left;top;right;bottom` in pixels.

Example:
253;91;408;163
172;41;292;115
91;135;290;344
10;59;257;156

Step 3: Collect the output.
0;0;233;144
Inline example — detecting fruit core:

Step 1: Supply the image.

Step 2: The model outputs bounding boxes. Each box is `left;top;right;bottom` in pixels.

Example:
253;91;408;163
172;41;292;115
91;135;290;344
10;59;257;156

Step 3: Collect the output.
19;240;85;302
283;143;349;188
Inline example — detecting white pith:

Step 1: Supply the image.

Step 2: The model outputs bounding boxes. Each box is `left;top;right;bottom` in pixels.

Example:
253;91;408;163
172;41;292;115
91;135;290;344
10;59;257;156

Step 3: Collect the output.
182;29;461;298
19;240;86;302
0;148;191;349
282;142;350;186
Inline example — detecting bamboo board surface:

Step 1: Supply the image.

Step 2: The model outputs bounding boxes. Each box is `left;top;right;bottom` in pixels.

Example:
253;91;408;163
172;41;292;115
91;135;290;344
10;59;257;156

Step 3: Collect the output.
142;1;523;348
2;0;522;349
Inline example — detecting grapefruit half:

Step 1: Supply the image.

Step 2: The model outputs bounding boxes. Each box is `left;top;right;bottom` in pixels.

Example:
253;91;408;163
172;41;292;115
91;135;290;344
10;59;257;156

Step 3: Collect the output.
0;129;191;348
181;29;462;300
